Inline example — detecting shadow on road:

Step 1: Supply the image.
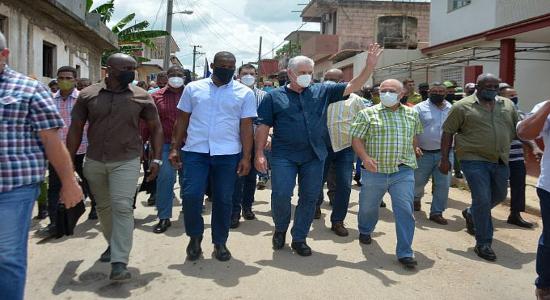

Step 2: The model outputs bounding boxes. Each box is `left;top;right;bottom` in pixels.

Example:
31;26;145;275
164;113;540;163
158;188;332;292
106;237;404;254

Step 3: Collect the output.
52;260;161;298
446;239;536;269
168;258;260;287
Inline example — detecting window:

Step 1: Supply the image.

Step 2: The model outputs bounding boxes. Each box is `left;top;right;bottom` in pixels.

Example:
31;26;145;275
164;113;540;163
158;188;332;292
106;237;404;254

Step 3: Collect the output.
75;65;81;78
448;0;471;11
377;16;418;49
441;67;464;88
0;15;7;36
42;41;56;78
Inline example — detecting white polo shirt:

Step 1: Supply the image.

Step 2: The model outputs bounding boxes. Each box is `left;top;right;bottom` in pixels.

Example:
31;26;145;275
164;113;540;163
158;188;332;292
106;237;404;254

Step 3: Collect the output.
177;77;257;155
527;101;550;192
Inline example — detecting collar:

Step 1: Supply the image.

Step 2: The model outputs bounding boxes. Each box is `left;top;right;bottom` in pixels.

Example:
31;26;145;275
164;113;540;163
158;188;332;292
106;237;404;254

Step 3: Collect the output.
99;79;132;93
377;103;405;111
427;99;452;110
473;93;504;104
208;76;234;88
0;66;14;82
54;88;79;100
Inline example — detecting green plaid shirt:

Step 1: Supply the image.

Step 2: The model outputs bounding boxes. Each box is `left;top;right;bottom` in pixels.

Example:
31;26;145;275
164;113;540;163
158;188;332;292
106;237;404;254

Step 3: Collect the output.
350;104;423;174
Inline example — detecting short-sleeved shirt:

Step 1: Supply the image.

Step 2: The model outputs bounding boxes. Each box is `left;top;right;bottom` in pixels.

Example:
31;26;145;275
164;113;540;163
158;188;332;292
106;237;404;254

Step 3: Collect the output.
442;94;518;165
0;67;65;192
408;92;423;105
527;101;550;192
177;77;257;155
151;87;183;144
509;107;527;162
53;89;88;155
256;83;347;162
413;99;452;151
350;104;423;174
71;81;159;162
327;93;372;152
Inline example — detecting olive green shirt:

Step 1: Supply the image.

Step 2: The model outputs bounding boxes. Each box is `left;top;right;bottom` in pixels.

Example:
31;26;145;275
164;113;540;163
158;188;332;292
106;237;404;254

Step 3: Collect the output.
442;94;518;164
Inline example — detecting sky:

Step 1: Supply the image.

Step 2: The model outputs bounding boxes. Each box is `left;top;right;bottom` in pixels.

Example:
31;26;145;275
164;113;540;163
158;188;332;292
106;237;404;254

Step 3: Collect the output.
99;0;319;75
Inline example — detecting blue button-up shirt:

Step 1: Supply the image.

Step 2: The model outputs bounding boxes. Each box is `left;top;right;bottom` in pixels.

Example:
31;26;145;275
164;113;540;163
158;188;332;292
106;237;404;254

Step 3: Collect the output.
177;77;257;155
413;99;452;151
256;83;347;162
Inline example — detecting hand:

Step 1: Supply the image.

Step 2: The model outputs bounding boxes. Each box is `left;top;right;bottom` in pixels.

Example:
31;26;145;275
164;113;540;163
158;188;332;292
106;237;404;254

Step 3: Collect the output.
361;156;378;173
146;162;160;182
439;159;451;174
415;147;423;158
366;43;384;69
533;147;544;162
237;158;251;177
168;149;182;169
59;179;83;208
255;154;268;174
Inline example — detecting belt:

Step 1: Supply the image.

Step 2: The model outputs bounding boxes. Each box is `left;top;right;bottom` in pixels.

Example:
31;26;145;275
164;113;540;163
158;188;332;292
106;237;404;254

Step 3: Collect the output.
421;149;441;153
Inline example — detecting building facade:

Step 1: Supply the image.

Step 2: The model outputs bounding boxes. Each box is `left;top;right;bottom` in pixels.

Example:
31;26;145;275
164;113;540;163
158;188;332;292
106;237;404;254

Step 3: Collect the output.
0;0;117;83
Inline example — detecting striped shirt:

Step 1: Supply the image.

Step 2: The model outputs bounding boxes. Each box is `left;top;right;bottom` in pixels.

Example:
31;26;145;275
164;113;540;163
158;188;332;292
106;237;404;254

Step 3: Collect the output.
0;66;65;192
327;93;372;152
350;104;423;173
509;109;527;162
53;89;88;155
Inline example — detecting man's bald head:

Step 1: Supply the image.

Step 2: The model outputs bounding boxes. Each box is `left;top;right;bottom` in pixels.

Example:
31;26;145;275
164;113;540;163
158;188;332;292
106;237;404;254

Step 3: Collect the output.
380;79;404;93
106;53;137;68
323;68;344;83
476;73;500;86
213;51;236;65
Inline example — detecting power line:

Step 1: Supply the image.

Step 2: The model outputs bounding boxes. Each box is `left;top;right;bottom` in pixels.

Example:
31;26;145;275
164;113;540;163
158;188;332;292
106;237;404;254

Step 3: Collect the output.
151;0;166;29
261;22;306;59
173;0;194;45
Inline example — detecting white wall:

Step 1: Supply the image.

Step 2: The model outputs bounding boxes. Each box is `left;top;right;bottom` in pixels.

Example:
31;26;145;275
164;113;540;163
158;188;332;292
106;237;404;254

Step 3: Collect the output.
430;0;497;45
496;0;550;27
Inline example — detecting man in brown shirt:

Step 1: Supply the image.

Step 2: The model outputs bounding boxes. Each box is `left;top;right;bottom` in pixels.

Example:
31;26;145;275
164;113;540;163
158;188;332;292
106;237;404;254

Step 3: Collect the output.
440;73;517;262
67;53;163;281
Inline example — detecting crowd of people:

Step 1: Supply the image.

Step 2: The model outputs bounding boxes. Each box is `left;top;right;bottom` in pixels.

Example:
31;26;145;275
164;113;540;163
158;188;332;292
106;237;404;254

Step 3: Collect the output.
0;28;549;299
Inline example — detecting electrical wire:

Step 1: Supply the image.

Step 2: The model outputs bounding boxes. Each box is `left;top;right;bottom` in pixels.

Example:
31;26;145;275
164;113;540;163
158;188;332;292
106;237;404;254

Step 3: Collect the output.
151;0;166;29
174;0;194;45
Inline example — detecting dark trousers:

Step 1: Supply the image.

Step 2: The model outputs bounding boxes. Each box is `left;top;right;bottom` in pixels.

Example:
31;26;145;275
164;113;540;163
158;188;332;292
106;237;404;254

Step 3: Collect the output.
509;160;526;213
232;154;257;218
536;188;550;289
181;151;239;245
47;153;94;225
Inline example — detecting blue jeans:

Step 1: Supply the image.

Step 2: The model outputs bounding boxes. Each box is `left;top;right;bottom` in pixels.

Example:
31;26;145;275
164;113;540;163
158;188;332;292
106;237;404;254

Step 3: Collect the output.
358;166;415;258
156;144;183;219
0;184;39;300
232;154;257;218
461;160;509;246
414;151;453;216
317;147;354;223
271;157;324;242
181;151;239;245
536;188;550;289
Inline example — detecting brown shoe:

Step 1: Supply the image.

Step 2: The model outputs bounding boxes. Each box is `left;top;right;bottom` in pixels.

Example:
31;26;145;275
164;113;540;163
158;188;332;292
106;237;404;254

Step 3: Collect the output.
331;222;349;237
413;201;421;212
429;214;448;225
537;288;550;300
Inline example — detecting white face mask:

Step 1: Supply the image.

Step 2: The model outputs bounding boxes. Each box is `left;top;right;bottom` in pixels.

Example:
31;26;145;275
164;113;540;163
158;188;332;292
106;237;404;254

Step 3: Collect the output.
296;74;312;88
240;74;256;87
168;76;184;88
380;92;399;107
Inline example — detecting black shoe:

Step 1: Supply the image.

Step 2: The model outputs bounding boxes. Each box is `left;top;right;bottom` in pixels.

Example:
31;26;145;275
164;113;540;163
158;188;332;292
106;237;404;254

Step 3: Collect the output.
88;207;98;220
242;208;255;220
507;213;534;228
413;201;421;212
214;244;232;261
109;262;131;281
380;201;386;208
35;204;48;220
398;257;418;269
230;216;240;229
462;209;475;235
354;176;362;187
186;236;203;261
153;219;171;233
147;195;156;206
359;233;372;245
99;246;111;263
37;223;56;237
272;231;286;250
455;171;464;179
314;206;321;219
291;241;312;256
474;244;497;261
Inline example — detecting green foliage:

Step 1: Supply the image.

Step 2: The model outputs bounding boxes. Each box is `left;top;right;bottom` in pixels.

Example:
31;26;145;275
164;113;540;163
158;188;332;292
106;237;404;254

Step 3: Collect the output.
275;42;301;59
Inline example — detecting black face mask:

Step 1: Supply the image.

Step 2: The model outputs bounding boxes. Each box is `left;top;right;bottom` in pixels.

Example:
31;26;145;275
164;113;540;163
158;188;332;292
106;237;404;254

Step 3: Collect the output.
420;90;429;100
116;70;135;86
478;89;498;101
400;96;408;104
213;67;234;84
429;94;445;105
445;94;454;101
278;79;287;87
510;96;519;105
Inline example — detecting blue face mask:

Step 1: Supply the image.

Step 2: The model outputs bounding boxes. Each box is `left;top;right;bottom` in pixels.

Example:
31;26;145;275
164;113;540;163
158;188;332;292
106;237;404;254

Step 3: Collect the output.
478;89;498;101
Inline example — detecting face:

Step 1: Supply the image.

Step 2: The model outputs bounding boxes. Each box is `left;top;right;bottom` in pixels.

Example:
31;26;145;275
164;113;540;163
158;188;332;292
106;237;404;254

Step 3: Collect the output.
289;63;313;85
107;59;137;84
405;81;415;91
57;71;76;91
238;67;256;78
379;81;404;98
323;71;342;83
168;69;185;80
477;78;500;93
50;84;59;93
211;57;236;71
501;88;517;99
278;71;288;82
446;87;456;95
430;86;447;96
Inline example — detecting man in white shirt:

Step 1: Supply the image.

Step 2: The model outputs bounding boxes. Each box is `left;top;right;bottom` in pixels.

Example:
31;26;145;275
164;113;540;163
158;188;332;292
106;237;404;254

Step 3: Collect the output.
517;101;550;300
169;51;257;262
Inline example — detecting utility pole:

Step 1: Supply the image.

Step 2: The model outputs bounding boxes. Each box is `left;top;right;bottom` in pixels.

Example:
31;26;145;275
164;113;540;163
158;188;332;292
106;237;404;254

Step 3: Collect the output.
163;0;174;70
192;45;202;80
257;36;262;80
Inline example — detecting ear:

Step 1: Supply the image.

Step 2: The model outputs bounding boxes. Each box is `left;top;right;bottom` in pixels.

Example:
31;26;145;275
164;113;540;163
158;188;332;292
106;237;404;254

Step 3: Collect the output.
210;63;214;70
1;48;9;57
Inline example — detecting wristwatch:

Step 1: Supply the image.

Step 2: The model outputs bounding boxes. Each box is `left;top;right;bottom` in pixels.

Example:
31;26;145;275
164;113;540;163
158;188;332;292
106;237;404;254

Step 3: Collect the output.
152;159;163;166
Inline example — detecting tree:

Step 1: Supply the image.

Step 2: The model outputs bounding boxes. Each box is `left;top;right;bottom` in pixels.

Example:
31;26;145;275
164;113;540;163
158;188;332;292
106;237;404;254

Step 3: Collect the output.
275;42;301;59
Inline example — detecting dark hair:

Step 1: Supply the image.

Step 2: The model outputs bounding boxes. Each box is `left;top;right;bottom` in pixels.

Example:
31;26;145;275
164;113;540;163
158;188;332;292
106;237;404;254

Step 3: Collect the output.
403;78;414;84
238;64;256;75
48;80;58;87
157;71;168;79
57;66;77;78
183;69;192;84
430;81;444;88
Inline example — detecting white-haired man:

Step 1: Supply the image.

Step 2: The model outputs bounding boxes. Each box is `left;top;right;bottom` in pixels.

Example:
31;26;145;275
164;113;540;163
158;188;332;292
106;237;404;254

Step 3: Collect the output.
255;44;383;256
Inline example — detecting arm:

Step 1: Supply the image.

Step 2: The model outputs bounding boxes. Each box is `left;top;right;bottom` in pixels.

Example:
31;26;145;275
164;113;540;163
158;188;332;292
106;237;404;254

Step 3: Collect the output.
254;125;270;174
66;119;85;159
414;135;423;158
517;101;550;140
145;116;164;181
39;129;83;207
439;132;454;174
237;118;254;176
352;137;377;172
343;43;383;96
169;111;191;169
